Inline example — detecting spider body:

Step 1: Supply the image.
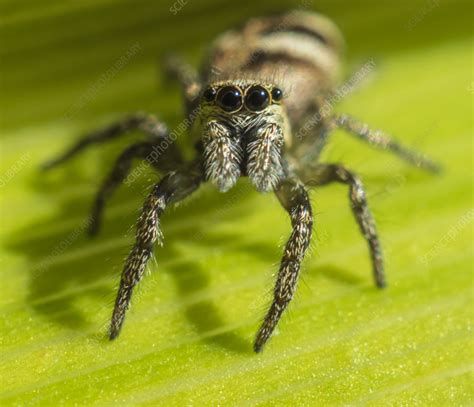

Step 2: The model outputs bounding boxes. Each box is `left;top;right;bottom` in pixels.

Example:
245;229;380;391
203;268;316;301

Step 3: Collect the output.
44;11;439;353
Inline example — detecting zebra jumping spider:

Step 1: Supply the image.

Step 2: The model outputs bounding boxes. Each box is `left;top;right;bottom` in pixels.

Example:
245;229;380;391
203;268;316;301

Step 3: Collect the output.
43;11;440;353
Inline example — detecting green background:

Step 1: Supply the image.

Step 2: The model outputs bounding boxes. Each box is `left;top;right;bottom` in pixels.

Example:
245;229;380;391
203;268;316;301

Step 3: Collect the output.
1;0;472;405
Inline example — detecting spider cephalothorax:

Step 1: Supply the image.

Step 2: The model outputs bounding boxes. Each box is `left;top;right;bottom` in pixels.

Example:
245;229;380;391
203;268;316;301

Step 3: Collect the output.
197;80;289;192
43;10;440;353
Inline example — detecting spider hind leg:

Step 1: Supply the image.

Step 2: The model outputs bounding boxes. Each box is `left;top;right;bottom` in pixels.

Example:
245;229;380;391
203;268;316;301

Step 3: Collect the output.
41;113;170;170
88;140;183;236
333;114;441;173
164;54;202;111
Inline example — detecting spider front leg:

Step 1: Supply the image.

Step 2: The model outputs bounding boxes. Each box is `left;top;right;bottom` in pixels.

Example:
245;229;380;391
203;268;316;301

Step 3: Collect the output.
41;113;169;170
301;163;386;288
109;169;202;340
89;140;183;236
254;179;313;353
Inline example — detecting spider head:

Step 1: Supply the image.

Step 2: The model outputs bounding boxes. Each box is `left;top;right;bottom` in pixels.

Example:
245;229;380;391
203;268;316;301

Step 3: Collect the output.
198;79;288;193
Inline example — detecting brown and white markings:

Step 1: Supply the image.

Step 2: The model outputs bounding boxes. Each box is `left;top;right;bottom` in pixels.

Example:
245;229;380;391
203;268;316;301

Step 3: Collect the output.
43;10;441;353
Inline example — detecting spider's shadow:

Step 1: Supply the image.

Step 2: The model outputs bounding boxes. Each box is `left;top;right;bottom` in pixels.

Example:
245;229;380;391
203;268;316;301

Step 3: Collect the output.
6;157;272;354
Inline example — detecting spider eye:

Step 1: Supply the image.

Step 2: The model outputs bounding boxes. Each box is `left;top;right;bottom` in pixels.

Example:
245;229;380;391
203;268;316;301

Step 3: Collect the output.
271;87;283;102
245;86;270;111
216;86;243;112
203;87;217;102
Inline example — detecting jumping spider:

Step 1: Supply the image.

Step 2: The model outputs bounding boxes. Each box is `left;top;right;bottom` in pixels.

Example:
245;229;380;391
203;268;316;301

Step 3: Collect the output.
43;11;440;352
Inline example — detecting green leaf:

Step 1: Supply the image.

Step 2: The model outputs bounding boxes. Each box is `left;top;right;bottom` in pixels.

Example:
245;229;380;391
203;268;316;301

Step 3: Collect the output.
1;0;472;405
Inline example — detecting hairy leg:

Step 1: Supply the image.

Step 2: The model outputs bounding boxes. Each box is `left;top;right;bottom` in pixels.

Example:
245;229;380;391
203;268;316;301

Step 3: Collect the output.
301;163;386;288
89;140;183;235
164;55;202;112
254;179;313;353
109;169;202;340
41;113;170;170
332;113;441;173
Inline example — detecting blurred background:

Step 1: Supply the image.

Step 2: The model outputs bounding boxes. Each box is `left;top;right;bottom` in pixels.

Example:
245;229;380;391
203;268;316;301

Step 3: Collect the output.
0;0;471;128
1;0;472;405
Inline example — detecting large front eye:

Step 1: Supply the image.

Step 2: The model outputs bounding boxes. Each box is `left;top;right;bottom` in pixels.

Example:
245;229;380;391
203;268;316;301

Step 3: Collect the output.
245;86;270;111
216;86;243;112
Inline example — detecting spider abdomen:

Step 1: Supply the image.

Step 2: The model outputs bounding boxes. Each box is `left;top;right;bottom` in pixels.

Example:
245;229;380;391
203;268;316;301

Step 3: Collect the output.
202;10;344;129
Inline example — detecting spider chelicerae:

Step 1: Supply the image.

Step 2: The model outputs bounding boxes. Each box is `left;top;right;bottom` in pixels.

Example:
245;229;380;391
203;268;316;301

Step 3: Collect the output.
43;11;440;353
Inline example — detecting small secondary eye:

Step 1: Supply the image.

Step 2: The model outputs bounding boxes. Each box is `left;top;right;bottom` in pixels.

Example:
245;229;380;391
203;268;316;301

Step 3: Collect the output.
203;87;217;102
271;87;283;102
245;86;270;111
216;86;243;112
